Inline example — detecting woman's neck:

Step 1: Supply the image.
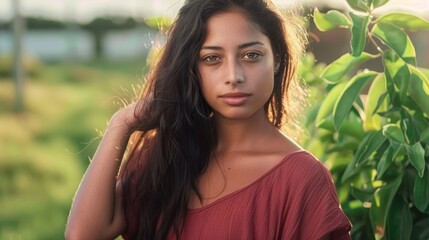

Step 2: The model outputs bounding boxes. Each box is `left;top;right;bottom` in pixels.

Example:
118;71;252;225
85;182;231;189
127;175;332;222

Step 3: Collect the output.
214;111;279;153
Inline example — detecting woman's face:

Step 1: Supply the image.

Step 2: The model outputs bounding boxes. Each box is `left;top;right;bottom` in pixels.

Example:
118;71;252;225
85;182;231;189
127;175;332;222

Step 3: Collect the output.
197;11;276;122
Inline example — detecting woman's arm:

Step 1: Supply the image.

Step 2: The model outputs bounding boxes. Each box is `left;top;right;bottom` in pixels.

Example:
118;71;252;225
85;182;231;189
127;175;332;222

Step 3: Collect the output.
65;104;138;240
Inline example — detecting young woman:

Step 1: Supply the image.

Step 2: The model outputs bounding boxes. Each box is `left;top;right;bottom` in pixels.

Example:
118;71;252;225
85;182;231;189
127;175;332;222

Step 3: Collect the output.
65;0;352;239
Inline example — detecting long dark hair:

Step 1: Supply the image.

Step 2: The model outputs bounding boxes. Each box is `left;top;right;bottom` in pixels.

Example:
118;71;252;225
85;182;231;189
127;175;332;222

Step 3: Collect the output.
120;0;306;239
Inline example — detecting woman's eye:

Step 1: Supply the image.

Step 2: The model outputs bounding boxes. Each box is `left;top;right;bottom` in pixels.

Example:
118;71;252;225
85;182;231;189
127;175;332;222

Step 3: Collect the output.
243;52;262;61
203;55;221;63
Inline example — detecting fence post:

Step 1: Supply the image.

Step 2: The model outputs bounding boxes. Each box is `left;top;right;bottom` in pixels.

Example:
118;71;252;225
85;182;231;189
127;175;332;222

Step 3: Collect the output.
12;0;25;112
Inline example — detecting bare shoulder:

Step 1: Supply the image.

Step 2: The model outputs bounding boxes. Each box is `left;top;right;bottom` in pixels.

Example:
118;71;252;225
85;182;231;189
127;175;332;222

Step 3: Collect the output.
269;130;303;157
243;130;305;171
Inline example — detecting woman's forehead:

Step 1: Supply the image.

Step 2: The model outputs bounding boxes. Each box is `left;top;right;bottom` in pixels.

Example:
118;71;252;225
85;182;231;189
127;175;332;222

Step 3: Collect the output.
202;11;268;46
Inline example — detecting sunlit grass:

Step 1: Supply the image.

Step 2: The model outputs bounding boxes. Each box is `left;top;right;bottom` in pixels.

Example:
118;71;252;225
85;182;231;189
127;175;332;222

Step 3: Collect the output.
0;59;145;239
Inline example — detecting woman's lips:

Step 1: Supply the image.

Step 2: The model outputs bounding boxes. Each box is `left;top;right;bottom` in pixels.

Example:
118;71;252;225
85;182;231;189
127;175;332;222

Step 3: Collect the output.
219;92;252;106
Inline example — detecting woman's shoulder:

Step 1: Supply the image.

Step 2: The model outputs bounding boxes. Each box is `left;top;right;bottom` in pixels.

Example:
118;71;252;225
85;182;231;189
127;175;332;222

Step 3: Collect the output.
268;132;327;177
271;130;326;170
273;150;351;239
271;150;336;192
282;150;327;172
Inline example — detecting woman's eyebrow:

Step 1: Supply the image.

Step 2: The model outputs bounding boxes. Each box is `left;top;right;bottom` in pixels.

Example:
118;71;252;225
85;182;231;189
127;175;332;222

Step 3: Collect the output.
200;45;222;50
238;41;264;49
200;41;264;50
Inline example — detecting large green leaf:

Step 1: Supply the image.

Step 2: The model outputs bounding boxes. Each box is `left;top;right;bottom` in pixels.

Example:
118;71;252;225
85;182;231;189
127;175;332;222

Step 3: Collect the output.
333;71;378;130
351;185;377;202
338;115;365;140
370;176;402;239
314;8;351;32
383;50;410;102
354;131;387;165
408;66;429;115
421;128;429;143
411;218;429;239
342;131;387;182
347;0;371;12
323;148;352;166
376;141;403;180
414;165;429;212
372;22;416;65
327;139;360;153
382;124;405;143
303;101;320;128
350;12;370;56
406;142;426;177
381;51;399;107
315;118;365;139
418;67;429;79
364;74;387;131
372;0;389;8
378;13;429;31
315;83;347;127
401;118;416;146
386;196;412;240
320;52;376;84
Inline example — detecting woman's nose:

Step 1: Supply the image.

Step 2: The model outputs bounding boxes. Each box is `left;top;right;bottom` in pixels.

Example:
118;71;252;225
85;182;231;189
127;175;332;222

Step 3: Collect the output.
225;59;244;86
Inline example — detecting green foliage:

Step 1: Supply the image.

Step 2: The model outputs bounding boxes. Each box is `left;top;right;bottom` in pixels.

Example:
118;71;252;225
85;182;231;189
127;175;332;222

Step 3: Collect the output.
350;12;370;56
307;1;429;239
0;60;144;239
0;16;154;31
83;17;146;32
18;17;66;30
346;0;371;12
334;71;377;130
373;22;416;64
314;8;351;31
377;13;429;31
144;16;174;30
0;55;43;77
386;195;412;239
320;52;376;84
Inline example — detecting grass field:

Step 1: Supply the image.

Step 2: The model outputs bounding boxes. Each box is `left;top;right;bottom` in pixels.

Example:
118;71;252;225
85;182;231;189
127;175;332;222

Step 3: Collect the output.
0;59;147;239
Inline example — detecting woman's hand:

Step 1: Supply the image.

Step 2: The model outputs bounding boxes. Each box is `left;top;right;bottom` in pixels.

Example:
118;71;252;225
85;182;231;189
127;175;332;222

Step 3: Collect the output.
110;93;154;135
109;102;140;135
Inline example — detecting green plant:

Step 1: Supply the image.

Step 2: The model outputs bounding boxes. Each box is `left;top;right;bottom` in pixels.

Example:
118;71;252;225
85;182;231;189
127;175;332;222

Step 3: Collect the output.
0;60;143;239
304;0;429;239
0;55;43;77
